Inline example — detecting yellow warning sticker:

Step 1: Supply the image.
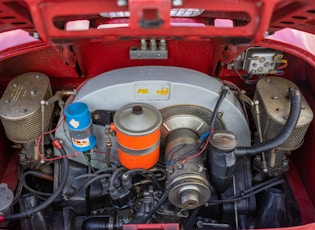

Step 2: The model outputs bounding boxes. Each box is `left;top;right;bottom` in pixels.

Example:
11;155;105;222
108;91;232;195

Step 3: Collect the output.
135;82;170;100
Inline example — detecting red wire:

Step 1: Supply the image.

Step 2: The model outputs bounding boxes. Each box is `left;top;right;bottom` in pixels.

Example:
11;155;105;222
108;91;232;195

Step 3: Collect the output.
222;80;241;92
36;78;91;162
75;77;92;91
276;62;288;70
36;115;78;161
180;137;210;165
93;150;119;163
180;127;214;165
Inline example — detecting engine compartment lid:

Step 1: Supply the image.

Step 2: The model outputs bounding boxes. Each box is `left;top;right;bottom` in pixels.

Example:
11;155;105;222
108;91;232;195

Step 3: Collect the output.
1;0;315;45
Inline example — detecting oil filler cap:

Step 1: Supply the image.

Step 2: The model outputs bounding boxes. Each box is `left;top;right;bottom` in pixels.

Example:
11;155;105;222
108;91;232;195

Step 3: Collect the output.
210;130;237;152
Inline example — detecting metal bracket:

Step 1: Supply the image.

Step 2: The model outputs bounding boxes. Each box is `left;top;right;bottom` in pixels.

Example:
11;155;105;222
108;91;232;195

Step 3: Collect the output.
130;39;168;59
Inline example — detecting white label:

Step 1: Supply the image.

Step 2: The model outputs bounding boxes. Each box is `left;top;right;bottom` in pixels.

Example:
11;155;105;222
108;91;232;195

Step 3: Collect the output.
72;137;90;147
69;119;80;129
134;81;170;101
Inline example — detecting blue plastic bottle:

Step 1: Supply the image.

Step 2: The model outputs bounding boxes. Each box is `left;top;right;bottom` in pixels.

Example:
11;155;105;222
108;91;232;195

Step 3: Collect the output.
65;102;96;152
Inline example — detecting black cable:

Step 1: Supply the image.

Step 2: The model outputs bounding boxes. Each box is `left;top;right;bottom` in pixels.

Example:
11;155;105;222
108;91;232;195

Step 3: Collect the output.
133;188;170;224
64;173;112;200
167;143;200;168
175;87;230;166
184;207;200;229
12;182;23;205
67;173;98;191
81;174;112;190
209;86;229;130
173;147;199;164
241;176;282;195
109;167;125;190
165;143;189;164
167;87;229;168
23;171;54;181
136;172;161;189
65;167;115;192
95;167;115;174
18;166;53;197
124;169;162;191
235;90;301;156
206;178;285;205
3;146;69;221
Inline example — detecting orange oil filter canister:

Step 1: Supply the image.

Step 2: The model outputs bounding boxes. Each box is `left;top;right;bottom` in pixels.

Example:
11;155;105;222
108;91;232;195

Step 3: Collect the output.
112;103;162;169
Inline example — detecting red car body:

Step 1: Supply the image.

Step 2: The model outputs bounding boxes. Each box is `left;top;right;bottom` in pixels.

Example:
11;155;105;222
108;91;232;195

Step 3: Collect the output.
1;0;315;229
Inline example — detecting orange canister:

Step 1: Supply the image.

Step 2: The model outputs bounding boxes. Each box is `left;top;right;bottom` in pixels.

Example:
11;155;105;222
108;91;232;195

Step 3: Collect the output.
112;103;162;169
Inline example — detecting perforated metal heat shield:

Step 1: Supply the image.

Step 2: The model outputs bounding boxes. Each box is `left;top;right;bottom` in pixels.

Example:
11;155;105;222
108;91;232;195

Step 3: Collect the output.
0;73;53;143
253;77;313;151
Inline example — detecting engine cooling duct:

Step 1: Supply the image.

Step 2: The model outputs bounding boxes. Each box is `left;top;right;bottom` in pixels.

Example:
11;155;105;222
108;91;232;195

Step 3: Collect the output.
54;66;251;166
0;73;54;143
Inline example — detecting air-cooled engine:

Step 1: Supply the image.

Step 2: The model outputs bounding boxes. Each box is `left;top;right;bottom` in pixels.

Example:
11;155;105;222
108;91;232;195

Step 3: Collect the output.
0;66;312;229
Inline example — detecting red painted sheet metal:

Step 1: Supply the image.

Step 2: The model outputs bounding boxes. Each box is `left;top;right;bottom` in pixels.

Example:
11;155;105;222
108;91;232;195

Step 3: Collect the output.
1;0;315;44
123;223;179;230
0;1;35;33
269;1;315;35
286;161;315;224
292;76;315;208
74;40;215;77
260;223;315;230
0;46;79;84
21;0;279;44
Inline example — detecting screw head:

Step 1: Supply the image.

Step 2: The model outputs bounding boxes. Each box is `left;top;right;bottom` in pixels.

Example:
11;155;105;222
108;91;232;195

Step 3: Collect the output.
20;108;27;113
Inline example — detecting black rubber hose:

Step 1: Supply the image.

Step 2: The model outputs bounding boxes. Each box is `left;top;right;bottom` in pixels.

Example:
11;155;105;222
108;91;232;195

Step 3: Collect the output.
209;86;229;130
65;167;115;192
18;166;52;197
81;173;112;190
23;171;54;181
235;90;301;157
2;146;69;221
207;178;286;205
124;168;162;191
65;173;113;200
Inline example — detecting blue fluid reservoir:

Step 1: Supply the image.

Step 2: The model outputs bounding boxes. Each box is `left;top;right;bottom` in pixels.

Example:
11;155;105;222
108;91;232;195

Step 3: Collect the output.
65;102;96;152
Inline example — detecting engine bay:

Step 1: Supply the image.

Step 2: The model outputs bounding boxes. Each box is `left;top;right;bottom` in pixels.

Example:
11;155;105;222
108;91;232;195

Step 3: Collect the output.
0;56;314;229
0;0;315;229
